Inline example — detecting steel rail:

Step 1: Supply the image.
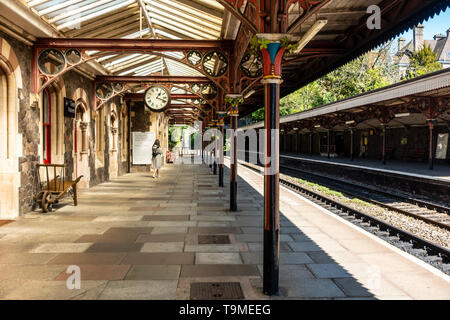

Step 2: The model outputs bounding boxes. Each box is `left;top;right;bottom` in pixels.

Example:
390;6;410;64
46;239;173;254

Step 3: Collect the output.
235;158;450;264
279;164;450;231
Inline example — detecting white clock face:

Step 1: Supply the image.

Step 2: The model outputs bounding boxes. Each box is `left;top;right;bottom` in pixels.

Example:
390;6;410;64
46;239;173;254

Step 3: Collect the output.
144;85;170;111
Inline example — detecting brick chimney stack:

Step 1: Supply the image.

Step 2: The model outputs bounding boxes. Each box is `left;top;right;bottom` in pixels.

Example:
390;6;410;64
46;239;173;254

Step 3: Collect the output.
398;37;406;51
413;24;424;51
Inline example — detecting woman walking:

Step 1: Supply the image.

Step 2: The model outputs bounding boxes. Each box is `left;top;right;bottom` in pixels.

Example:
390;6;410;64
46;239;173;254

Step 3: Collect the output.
152;139;163;178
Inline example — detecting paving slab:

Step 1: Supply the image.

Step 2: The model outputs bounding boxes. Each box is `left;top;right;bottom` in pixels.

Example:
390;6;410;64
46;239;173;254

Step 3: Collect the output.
54;265;131;281
180;265;259;277
98;280;178;300
121;252;195;265
141;242;185;252
195;253;242;264
47;253;125;265
125;265;181;280
30;243;92;253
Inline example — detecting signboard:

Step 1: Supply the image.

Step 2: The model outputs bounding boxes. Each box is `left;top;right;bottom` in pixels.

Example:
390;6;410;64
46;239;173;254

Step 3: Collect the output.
64;97;75;118
132;131;155;165
435;133;448;160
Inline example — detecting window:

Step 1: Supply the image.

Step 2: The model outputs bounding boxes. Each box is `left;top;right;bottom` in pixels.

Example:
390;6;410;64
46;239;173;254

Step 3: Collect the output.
110;113;117;151
42;88;51;164
121;107;127;159
95;108;105;165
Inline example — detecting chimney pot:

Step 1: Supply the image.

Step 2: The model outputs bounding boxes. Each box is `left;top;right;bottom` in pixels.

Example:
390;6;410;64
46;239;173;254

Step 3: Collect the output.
413;25;424;51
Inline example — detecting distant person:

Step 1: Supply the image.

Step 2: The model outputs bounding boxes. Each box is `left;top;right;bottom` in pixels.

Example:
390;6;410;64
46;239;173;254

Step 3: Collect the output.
152;139;163;178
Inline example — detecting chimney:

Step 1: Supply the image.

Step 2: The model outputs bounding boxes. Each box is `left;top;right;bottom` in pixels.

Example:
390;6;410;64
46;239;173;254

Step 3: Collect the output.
434;34;445;40
398;37;406;51
447;28;450;38
413;24;424;51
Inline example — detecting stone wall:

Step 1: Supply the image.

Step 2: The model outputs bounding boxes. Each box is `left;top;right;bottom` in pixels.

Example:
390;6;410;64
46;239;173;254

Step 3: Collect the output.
0;31;129;217
0;31;37;216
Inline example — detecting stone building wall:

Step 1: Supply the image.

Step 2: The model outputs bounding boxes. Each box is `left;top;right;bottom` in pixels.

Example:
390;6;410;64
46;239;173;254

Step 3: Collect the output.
0;31;129;217
0;31;36;216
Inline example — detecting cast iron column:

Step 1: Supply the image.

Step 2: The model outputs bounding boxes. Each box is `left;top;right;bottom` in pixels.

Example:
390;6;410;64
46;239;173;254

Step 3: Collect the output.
327;129;331;159
213;128;217;175
229;113;238;211
217;112;226;187
260;39;288;296
428;119;435;170
350;129;354;161
309;132;313;156
382;124;387;165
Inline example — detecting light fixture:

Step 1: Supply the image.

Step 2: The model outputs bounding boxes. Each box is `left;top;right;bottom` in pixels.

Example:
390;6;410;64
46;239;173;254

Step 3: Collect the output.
345;120;355;125
395;113;410;118
293;19;328;54
293;128;299;130
244;90;255;99
314;124;321;128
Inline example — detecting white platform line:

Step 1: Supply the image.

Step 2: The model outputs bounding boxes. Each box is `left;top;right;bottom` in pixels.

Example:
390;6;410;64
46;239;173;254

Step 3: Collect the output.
231;160;450;283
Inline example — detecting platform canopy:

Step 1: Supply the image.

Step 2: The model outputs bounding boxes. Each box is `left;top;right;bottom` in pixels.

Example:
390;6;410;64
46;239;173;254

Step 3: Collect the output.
4;0;447;122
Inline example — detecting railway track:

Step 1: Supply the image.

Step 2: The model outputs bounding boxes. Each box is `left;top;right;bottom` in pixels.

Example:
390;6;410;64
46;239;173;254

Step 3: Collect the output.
233;158;450;267
279;164;450;231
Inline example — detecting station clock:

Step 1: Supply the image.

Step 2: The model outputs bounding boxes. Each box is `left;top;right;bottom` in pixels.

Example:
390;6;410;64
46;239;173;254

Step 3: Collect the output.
144;85;170;112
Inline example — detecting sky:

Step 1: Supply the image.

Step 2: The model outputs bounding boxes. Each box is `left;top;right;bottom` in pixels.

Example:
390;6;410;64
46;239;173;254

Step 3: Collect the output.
397;7;450;43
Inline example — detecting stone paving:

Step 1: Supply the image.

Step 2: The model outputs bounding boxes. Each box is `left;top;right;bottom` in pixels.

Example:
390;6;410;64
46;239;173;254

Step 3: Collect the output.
0;162;449;300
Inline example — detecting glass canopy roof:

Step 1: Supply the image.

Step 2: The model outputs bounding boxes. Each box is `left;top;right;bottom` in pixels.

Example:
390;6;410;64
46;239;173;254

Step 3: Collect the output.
25;0;224;78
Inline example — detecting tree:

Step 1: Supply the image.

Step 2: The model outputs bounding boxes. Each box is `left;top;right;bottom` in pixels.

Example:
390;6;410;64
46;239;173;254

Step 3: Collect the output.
251;43;398;122
168;125;189;149
405;45;442;79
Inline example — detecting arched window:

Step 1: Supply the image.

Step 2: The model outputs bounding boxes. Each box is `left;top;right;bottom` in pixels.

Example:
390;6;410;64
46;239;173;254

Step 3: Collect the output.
75;103;88;154
0;37;21;219
95;108;105;165
121;107;127;159
42;88;51;163
110;113;118;152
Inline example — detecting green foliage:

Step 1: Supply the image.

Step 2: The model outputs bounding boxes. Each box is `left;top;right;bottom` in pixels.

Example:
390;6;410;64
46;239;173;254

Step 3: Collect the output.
280;37;299;54
249;36;270;56
225;96;244;107
168;125;189;149
405;45;442;79
251;43;400;122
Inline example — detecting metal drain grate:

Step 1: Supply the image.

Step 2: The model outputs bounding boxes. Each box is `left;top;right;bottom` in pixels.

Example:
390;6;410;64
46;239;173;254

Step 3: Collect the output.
198;235;230;244
190;282;245;300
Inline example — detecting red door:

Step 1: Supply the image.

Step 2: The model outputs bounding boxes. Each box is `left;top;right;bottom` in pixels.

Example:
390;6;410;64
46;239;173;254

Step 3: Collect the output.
42;89;51;164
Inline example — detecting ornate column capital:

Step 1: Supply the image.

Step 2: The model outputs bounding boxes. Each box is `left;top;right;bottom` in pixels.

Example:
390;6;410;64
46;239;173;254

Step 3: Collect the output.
216;111;226;126
80;121;89;130
225;94;243;116
251;34;297;79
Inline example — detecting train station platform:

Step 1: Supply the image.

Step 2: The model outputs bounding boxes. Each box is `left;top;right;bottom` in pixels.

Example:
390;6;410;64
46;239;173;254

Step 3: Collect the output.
0;163;449;300
280;154;450;183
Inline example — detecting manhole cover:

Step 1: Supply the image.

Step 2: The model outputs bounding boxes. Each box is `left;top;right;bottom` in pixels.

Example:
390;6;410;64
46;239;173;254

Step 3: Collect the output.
190;282;244;300
198;235;230;244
